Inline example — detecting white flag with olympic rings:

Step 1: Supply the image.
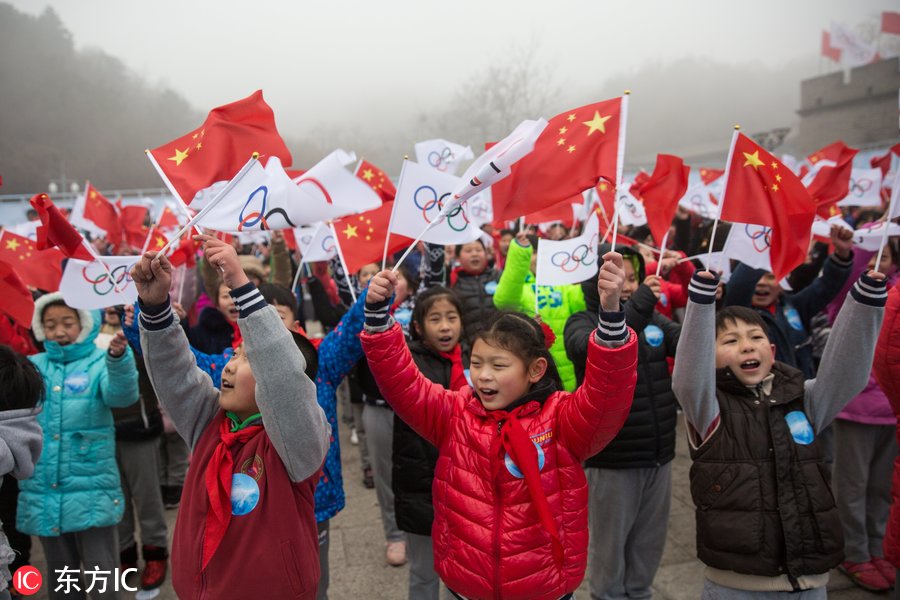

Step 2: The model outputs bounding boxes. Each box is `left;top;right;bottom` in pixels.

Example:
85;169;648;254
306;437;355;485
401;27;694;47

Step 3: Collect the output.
535;212;600;286
59;255;140;310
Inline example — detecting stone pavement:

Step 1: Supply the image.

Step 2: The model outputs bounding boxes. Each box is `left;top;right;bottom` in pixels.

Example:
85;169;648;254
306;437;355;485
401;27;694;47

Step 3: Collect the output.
23;415;881;599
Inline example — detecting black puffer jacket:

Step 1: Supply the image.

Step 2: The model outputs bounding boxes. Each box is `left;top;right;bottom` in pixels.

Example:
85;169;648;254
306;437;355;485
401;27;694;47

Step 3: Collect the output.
391;341;451;535
113;357;163;441
451;268;500;347
188;306;235;355
564;247;681;468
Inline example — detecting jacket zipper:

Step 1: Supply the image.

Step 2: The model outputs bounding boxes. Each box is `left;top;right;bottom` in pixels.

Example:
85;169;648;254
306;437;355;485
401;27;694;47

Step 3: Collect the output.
492;420;504;600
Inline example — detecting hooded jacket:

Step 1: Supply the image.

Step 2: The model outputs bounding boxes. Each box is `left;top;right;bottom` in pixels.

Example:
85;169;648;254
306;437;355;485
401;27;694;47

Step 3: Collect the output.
361;322;637;600
19;293;139;536
565;246;681;469
874;285;900;568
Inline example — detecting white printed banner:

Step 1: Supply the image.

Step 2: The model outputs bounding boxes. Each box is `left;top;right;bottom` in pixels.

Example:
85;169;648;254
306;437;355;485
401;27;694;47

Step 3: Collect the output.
414;139;474;176
299;223;336;263
59;256;140;310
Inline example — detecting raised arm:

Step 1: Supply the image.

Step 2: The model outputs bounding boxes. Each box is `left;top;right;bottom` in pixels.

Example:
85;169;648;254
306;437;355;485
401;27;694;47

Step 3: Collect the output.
804;272;887;432
672;272;721;443
99;345;140;408
316;290;367;385
492;237;532;311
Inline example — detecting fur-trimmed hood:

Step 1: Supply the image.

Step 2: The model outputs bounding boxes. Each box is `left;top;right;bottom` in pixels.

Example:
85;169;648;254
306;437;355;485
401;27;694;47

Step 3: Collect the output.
31;292;98;345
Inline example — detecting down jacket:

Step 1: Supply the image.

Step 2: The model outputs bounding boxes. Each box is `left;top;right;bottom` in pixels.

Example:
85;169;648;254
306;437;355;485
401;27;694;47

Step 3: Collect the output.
361;323;637;600
874;285;900;567
19;293;139;536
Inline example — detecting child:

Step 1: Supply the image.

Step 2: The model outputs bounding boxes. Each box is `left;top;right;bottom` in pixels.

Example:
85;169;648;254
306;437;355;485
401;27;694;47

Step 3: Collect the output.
564;246;680;600
133;237;330;599
394;286;467;600
493;232;587;391
360;252;638;600
19;293;139;599
0;345;43;600
673;268;887;598
449;240;501;348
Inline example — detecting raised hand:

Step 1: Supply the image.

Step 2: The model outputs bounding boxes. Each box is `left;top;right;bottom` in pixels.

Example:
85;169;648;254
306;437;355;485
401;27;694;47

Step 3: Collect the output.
367;270;398;305
598;252;626;312
831;224;853;260
108;330;127;358
131;251;172;306
195;235;249;290
643;275;663;300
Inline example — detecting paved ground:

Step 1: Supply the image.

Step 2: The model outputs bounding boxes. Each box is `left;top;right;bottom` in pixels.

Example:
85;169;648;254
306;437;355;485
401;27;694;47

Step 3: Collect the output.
23;414;881;599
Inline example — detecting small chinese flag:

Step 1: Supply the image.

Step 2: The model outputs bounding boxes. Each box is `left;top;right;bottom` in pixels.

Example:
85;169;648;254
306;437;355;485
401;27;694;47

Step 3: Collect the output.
356;160;396;202
720;133;816;281
82;182;122;246
699;168;725;186
332;201;413;273
148;90;293;204
168;234;199;268
119;204;151;249
821;31;842;62
595;179;616;227
633;154;690;247
523;196;580;228
0;260;34;328
871;143;900;178
29;194;92;260
805;141;858;219
0;230;64;291
493;96;624;221
157;204;181;230
882;11;900;35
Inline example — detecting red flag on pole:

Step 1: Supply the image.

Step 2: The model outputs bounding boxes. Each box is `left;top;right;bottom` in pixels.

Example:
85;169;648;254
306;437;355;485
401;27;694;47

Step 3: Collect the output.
699;168;725;186
719;133;816;281
29;194;92;260
356;160;396;202
804;141;858;219
871;143;900;178
0;230;64;292
332;202;413;273
82;183;122;246
632;154;690;246
821;31;842;62
148;90;293;204
882;11;900;35
0;261;34;328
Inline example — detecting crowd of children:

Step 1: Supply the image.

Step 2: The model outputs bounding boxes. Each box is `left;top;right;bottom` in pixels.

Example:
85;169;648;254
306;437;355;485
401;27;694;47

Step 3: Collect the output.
0;201;898;600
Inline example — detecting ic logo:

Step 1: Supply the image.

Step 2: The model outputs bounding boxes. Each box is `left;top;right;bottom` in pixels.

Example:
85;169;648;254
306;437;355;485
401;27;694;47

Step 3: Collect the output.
13;566;42;595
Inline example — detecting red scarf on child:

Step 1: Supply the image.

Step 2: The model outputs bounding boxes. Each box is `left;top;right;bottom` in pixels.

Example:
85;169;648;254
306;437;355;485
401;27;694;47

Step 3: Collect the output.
202;416;263;570
438;346;467;391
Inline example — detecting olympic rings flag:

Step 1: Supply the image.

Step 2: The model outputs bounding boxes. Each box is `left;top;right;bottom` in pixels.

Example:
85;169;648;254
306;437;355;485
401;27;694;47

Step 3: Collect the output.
535;213;600;286
677;182;719;220
59;256;140;310
837;168;883;208
390;160;483;245
414;139;474;176
298;222;337;264
721;222;773;274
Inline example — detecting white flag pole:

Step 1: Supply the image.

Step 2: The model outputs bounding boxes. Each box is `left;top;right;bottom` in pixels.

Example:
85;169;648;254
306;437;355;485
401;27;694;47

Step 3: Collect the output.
145;150;207;236
290;259;304;297
706;126;741;271
176;265;187;306
80;239;124;294
330;222;358;303
382;158;407;271
154;155;259;257
611;91;630;253
391;220;440;273
874;168;900;271
655;231;670;277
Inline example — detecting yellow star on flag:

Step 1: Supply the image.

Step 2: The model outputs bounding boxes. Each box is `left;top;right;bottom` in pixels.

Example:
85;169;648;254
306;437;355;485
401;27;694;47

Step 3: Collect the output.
362;169;374;182
559;126;568;135
168;148;189;166
771;183;779;192
770;162;778;169
557;138;566;146
567;145;576;154
343;224;358;239
154;236;167;249
566;114;576;122
196;142;203;151
89;191;97;199
5;239;20;251
742;150;764;170
582;111;611;136
775;174;782;182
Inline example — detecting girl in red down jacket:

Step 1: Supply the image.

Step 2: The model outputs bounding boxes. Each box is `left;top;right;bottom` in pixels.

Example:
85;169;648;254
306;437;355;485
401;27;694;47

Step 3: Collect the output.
360;253;638;600
873;283;900;588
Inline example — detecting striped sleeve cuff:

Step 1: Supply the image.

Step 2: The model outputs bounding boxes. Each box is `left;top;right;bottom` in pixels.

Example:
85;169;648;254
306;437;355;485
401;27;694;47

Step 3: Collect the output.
688;272;720;305
230;282;267;318
830;252;853;268
138;296;174;331
850;273;888;307
597;310;627;342
365;296;392;329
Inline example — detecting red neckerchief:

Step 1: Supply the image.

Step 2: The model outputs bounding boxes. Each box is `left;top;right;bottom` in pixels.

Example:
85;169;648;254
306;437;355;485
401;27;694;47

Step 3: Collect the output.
485;408;564;567
449;264;485;287
202;417;263;570
229;320;243;350
438;345;467;391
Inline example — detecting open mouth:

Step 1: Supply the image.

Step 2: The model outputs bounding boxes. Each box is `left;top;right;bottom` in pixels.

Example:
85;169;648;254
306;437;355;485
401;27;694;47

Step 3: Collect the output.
221;379;235;390
437;335;453;345
228;308;239;319
740;359;761;371
478;388;498;401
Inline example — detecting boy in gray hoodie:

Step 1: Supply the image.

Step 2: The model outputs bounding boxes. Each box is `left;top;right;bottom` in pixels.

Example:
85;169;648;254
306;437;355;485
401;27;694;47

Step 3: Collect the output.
0;345;44;599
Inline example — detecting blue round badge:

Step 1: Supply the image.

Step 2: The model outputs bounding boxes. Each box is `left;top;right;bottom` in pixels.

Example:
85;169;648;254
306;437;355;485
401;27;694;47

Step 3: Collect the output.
63;372;90;395
504;441;545;479
231;473;260;516
785;411;815;445
784;306;803;331
644;324;664;348
484;281;498;295
394;308;413;328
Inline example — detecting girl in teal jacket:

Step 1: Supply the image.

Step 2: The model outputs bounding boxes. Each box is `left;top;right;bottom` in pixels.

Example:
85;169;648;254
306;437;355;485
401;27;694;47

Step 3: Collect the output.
493;235;586;391
19;292;139;591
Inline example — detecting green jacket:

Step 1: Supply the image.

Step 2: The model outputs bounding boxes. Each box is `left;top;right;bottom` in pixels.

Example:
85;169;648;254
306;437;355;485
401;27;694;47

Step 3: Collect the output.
493;241;586;391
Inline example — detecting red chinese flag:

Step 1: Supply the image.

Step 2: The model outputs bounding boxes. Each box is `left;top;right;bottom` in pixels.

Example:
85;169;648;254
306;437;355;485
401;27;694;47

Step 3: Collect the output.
120;205;151;249
805;141;858;219
523;196;579;228
821;31;842;62
807;140;851;165
493;97;623;221
871;143;900;178
82;183;122;245
332;201;413;273
0;260;34;328
595;180;617;224
628;171;650;199
720;133;816;281
699;167;725;186
882;11;900;35
282;228;298;252
168;235;198;268
356;160;396;202
29;194;92;260
157;204;181;230
634;154;690;246
0;230;64;292
148;90;293;204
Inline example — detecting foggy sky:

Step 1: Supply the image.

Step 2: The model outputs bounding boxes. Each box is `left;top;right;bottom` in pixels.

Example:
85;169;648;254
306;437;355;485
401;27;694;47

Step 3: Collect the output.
7;0;897;141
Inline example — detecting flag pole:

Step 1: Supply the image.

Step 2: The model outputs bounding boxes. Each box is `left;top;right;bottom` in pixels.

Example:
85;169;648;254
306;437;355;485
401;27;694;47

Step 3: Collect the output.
290;259;304;298
145;150;207;236
79;239;124;295
654;231;670;277
176;265;186;306
611;91;630;253
706;126;741;271
154;154;258;257
874;168;900;272
382;157;407;271
330;222;357;303
392;220;440;273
